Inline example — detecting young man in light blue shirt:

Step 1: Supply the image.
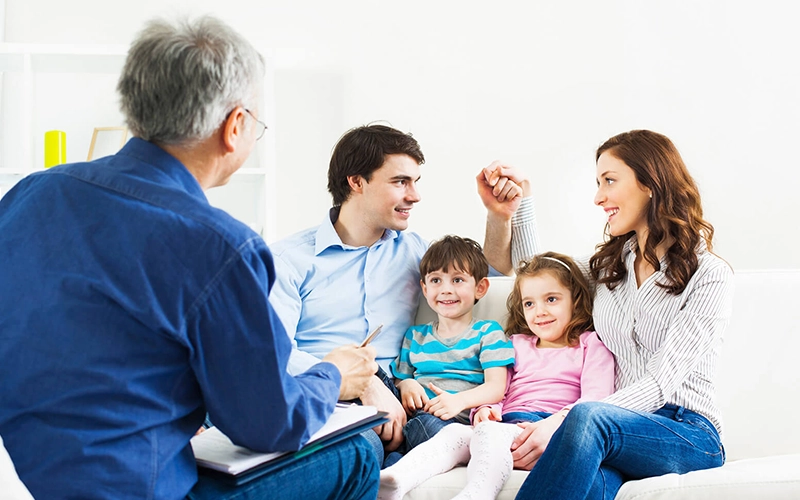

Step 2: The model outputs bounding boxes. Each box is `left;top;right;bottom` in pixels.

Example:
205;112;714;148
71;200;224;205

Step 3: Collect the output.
269;125;538;460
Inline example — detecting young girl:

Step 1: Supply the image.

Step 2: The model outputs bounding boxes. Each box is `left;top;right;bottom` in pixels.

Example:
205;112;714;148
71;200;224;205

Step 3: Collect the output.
379;252;615;500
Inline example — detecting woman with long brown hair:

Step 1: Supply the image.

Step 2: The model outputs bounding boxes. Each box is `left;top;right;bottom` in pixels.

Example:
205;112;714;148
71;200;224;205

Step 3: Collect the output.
512;130;734;499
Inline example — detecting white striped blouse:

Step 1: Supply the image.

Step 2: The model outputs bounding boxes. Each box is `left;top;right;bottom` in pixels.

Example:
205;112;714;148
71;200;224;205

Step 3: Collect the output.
578;237;735;434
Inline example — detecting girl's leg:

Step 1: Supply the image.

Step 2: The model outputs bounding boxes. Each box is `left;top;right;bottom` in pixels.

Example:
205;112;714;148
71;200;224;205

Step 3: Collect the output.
515;402;724;500
452;421;523;500
379;423;473;500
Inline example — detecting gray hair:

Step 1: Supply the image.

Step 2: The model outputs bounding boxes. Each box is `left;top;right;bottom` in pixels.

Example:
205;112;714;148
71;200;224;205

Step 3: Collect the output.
117;16;264;146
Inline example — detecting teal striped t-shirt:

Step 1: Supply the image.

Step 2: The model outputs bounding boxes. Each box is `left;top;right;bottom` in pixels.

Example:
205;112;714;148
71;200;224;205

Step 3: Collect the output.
390;319;514;401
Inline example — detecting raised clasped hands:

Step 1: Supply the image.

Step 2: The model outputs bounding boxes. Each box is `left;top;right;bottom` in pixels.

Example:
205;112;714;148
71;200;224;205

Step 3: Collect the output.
476;160;531;220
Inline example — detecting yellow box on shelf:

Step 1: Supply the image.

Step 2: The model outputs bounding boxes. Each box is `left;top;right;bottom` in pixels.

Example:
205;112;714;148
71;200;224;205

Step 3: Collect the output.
44;130;66;168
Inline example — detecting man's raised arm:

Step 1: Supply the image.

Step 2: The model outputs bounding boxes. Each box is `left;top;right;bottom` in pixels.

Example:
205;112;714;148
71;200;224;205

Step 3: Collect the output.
477;161;540;275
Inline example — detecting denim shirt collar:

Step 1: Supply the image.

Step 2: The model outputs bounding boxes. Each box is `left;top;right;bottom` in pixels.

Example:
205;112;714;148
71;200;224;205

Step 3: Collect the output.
116;137;207;202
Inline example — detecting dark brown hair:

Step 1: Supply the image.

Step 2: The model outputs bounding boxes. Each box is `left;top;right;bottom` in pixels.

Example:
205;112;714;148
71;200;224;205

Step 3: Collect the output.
420;235;489;284
327;124;425;206
590;130;714;295
505;252;594;346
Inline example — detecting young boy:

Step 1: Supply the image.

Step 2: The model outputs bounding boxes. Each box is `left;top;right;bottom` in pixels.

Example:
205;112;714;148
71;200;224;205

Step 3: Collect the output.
389;235;514;458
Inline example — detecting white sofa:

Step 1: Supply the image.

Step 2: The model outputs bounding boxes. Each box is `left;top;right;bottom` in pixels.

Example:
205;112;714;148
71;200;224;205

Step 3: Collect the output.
3;271;797;499
0;436;33;500
409;270;800;499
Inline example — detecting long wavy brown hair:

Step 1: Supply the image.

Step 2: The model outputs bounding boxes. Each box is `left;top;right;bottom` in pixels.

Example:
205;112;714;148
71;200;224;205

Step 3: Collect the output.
505;252;594;347
589;130;714;295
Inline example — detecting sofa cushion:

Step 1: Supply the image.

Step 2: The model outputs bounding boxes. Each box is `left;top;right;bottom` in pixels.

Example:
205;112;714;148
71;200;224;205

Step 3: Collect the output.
615;453;800;500
0;435;34;500
407;271;800;499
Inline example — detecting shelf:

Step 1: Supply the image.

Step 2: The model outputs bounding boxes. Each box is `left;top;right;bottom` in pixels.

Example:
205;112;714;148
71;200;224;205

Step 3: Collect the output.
0;42;276;240
0;167;266;178
0;43;128;73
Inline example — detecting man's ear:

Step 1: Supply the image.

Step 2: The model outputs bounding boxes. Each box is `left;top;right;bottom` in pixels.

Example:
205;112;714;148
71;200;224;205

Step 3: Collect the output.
474;277;490;300
221;107;246;153
347;175;364;194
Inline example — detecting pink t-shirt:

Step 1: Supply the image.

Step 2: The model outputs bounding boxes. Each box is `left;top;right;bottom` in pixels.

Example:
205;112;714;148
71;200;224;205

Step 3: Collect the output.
475;331;615;420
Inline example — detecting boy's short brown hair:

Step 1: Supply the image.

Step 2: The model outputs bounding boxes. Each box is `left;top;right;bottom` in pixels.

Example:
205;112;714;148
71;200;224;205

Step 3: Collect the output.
419;235;489;282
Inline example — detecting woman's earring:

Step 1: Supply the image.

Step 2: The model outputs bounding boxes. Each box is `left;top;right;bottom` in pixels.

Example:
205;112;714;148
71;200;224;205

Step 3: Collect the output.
649;192;653;199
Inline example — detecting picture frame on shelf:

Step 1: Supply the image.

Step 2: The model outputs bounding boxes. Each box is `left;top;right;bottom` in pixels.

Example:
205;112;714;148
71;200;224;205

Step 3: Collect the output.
87;127;128;161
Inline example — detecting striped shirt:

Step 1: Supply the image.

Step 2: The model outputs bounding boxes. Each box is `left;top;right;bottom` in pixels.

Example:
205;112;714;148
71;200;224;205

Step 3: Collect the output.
390;319;515;404
579;237;734;433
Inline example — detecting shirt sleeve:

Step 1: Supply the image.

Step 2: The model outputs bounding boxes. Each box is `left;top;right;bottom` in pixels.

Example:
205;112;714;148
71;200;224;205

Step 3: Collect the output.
601;262;734;412
268;250;324;375
570;331;616;408
390;326;416;380
186;237;340;453
478;321;515;369
511;196;540;267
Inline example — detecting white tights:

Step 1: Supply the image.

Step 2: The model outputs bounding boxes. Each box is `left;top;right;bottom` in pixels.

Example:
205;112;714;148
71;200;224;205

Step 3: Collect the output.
378;421;523;500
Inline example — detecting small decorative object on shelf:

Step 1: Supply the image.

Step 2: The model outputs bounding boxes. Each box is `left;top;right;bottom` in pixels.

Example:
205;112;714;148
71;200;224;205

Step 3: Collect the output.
87;127;128;161
44;130;67;168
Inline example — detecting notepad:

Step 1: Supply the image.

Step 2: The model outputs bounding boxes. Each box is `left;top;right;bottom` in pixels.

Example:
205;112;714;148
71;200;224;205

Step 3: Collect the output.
192;404;387;485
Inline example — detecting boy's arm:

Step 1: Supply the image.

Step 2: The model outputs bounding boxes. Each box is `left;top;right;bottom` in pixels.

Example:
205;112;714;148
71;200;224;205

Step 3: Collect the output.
423;366;508;420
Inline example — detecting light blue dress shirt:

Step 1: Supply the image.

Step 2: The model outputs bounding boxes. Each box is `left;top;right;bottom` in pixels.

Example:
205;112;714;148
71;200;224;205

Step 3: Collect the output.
270;208;429;373
269;201;539;375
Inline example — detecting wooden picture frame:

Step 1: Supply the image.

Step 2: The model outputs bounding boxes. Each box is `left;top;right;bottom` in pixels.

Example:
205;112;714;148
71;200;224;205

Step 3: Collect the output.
87;127;129;161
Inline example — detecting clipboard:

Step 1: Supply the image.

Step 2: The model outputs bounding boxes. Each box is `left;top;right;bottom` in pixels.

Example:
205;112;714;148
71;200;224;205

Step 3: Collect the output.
193;407;388;486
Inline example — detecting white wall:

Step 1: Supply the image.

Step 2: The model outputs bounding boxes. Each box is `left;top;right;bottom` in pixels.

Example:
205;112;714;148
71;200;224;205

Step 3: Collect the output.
4;0;799;270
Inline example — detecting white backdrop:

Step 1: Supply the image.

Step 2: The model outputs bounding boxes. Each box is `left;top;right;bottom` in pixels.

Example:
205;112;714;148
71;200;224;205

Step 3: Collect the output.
4;0;799;270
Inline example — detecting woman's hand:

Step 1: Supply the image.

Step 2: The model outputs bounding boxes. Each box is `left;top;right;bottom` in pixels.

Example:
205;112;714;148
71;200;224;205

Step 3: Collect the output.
510;411;567;470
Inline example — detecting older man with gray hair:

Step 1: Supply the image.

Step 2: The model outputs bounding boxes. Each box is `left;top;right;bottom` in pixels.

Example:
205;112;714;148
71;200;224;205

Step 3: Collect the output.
0;16;379;500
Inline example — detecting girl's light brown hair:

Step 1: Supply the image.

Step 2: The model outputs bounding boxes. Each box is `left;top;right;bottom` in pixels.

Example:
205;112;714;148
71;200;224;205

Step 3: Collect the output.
590;130;714;294
505;252;594;346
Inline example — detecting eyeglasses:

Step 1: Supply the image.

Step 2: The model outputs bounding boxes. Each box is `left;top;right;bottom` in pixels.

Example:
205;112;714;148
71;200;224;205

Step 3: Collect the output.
244;108;268;140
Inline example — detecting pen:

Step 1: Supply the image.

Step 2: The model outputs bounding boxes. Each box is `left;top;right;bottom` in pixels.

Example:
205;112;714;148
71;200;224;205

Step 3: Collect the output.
360;324;383;347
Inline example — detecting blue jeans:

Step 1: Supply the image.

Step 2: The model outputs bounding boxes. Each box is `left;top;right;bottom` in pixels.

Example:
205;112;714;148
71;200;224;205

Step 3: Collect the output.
502;411;551;424
383;410;459;468
403;410;459;450
516;402;725;500
188;434;379;500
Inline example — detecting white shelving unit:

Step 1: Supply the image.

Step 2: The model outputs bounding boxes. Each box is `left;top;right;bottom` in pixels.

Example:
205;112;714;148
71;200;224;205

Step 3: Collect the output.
0;42;276;238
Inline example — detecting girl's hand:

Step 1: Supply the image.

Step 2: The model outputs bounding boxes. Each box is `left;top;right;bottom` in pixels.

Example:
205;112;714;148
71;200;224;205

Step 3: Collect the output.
473;406;502;425
396;379;428;415
510;411;567;470
424;383;466;420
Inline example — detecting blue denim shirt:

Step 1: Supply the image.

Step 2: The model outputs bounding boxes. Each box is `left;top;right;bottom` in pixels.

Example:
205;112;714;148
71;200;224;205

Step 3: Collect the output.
0;138;341;500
